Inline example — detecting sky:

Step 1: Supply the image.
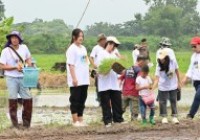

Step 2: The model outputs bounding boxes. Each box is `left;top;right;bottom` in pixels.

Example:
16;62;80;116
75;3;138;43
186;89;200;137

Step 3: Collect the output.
2;0;200;28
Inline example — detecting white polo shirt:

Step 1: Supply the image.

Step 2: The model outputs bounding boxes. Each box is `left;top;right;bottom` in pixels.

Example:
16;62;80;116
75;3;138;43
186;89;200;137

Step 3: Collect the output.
186;53;200;81
66;43;90;87
90;45;104;66
0;44;31;77
97;50;120;92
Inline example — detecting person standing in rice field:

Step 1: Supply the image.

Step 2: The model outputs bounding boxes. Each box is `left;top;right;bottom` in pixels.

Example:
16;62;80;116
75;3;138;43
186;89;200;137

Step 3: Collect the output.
138;38;153;67
138;38;150;61
97;36;124;127
90;34;107;105
182;37;200;119
156;37;177;63
0;31;33;129
66;28;90;127
132;44;140;64
119;55;147;121
152;49;181;124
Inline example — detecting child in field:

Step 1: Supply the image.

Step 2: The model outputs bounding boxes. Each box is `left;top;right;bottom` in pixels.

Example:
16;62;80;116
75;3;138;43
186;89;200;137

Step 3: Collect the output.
136;65;155;125
119;55;147;121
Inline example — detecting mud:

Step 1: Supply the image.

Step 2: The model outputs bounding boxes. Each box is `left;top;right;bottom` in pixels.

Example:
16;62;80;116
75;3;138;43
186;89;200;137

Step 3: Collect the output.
0;120;200;140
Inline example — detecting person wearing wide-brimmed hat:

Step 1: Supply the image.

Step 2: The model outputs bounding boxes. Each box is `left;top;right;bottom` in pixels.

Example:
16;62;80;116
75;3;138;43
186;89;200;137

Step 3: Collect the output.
90;34;107;105
96;36;124;127
0;31;33;128
152;48;181;124
156;37;177;63
182;37;200;119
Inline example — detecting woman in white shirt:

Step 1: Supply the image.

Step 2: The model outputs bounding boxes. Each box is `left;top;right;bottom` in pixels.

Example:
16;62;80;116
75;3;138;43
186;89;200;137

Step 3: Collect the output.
153;49;181;124
97;36;124;127
66;29;90;127
182;37;200;119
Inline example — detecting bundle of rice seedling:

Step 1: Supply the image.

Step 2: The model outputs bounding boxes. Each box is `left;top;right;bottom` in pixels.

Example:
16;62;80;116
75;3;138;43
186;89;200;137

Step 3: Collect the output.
98;58;116;75
98;58;132;75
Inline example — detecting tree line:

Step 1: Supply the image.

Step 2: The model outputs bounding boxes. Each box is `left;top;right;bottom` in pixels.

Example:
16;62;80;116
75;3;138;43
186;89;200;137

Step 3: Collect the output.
0;0;200;54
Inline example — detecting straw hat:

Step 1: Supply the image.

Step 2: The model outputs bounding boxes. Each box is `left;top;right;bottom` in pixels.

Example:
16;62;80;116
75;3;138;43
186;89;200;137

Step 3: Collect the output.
97;33;106;42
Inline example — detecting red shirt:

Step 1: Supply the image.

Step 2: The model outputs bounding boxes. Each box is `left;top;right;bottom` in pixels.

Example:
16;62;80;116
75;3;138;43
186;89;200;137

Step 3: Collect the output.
119;66;141;97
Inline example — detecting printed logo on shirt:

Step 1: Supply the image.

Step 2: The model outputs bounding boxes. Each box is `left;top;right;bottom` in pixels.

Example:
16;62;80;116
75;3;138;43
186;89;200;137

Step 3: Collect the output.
194;61;199;69
126;69;135;77
166;70;174;79
81;55;89;64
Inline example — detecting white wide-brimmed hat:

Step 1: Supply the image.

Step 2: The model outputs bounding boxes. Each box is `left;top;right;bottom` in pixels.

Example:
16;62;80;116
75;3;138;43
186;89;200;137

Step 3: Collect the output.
107;36;121;45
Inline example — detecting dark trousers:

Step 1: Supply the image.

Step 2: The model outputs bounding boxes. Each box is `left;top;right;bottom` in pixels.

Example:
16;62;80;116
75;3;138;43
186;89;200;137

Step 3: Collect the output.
158;90;178;117
188;81;200;118
99;90;124;125
139;96;155;119
95;77;101;103
69;85;88;117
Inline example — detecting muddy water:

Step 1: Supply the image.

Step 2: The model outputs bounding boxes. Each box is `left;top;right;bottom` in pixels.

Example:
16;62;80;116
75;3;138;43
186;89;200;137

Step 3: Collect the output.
33;88;196;107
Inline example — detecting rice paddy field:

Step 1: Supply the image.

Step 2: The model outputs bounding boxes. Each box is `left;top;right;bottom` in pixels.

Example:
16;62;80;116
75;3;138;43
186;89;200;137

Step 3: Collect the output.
0;51;196;140
32;51;192;74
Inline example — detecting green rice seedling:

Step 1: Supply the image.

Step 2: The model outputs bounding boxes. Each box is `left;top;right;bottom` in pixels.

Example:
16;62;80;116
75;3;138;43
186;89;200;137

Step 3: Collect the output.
98;58;132;75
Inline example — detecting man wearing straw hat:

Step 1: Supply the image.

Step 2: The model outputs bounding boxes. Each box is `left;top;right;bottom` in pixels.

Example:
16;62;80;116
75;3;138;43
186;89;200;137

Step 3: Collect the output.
90;33;107;105
0;31;33;129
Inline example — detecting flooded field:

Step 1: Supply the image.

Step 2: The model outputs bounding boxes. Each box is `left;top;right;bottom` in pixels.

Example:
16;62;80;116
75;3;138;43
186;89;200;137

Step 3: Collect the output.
0;88;200;140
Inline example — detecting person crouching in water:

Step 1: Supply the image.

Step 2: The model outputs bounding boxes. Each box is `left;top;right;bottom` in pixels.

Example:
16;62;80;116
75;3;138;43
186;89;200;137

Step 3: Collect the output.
152;49;181;124
119;55;147;121
182;37;200;119
97;36;124;127
136;65;155;125
0;31;33;128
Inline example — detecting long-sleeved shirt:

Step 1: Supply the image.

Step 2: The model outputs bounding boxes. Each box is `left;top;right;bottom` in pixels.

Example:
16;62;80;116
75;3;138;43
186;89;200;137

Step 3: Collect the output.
186;53;200;81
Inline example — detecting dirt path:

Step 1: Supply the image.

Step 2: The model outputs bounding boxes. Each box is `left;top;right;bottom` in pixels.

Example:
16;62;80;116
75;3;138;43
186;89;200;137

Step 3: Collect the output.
0;120;200;140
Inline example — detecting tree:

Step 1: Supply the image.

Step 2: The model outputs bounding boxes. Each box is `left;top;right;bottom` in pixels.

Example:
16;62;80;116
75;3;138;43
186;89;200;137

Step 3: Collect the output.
143;0;200;37
0;17;14;52
0;0;5;21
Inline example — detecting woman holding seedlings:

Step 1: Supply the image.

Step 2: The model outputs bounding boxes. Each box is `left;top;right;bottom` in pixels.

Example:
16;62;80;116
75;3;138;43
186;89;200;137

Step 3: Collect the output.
152;48;181;124
97;36;124;127
66;29;90;127
0;31;33;128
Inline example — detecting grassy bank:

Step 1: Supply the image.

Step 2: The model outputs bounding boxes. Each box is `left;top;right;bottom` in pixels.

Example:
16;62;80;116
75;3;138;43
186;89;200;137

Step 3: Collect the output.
33;51;193;74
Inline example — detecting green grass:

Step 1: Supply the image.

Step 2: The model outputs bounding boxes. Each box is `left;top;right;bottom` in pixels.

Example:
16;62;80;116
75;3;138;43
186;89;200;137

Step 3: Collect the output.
121;51;192;75
0;112;9;133
33;54;66;72
32;51;193;74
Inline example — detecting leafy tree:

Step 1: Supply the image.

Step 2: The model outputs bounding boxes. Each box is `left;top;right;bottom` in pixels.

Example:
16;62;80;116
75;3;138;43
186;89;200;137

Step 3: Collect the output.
0;0;5;21
0;17;14;52
143;0;200;36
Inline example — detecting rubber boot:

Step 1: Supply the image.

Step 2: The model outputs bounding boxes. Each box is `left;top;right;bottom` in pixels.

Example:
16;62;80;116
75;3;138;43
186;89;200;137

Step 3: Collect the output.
9;99;18;128
149;116;156;125
141;119;147;125
22;99;33;128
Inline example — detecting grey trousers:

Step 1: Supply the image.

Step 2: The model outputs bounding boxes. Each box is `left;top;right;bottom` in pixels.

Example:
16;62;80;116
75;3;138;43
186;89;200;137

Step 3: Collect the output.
158;90;178;117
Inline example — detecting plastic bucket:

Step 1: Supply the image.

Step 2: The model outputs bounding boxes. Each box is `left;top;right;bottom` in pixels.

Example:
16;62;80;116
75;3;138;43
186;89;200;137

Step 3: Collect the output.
23;68;40;88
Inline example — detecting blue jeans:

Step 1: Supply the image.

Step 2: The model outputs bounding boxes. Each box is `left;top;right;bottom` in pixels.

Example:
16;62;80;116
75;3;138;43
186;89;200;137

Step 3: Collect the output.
6;76;32;99
139;96;155;119
188;81;200;118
